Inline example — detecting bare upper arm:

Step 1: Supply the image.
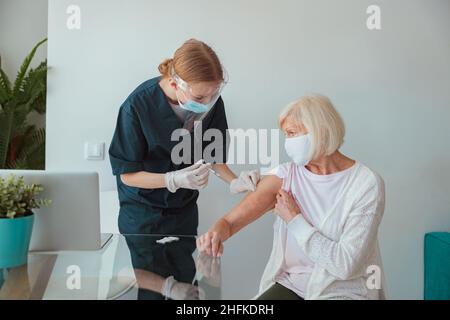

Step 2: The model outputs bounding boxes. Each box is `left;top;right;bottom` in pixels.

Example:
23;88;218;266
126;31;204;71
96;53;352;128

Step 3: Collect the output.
223;175;282;236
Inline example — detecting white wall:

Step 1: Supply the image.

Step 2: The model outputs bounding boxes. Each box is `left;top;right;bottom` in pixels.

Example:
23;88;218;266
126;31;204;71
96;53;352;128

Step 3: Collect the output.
0;0;48;128
45;0;450;299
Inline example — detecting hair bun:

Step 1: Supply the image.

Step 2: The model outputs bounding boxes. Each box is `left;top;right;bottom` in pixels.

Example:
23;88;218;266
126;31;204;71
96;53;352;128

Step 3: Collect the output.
158;58;173;76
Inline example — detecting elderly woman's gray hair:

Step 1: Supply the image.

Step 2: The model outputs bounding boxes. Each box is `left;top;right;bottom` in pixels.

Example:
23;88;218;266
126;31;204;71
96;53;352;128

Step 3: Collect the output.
279;94;346;161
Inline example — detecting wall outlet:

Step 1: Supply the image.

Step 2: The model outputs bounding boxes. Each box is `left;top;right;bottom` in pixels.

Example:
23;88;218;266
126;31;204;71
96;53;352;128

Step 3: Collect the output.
84;142;105;160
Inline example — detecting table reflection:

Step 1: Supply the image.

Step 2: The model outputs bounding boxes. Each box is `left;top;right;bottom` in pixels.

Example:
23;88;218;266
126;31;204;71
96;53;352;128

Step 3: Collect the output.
122;235;221;300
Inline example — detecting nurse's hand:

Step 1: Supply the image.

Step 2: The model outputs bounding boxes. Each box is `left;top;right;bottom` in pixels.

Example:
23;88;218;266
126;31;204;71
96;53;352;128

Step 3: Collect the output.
229;170;260;194
161;276;205;300
165;160;211;193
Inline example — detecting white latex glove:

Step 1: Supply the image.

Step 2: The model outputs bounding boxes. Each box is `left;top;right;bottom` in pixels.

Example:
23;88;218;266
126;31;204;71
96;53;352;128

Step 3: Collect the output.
161;276;204;300
165;160;211;193
229;170;260;194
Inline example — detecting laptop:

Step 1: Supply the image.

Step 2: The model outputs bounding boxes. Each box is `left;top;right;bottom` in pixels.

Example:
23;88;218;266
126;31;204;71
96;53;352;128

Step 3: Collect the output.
0;170;111;251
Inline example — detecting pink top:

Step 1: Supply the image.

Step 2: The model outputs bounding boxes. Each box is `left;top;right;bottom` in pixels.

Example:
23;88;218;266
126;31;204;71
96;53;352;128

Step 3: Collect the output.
272;161;359;298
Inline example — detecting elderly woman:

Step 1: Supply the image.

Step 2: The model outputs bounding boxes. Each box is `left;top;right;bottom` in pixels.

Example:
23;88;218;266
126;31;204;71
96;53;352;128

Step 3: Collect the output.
196;94;386;300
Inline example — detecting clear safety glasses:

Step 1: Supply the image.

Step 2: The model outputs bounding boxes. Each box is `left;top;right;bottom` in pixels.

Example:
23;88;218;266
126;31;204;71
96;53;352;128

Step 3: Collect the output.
169;67;228;132
170;67;228;111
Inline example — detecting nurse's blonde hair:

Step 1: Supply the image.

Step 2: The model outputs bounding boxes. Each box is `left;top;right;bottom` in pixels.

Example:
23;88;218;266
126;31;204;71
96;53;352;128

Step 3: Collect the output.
279;94;345;161
158;39;224;84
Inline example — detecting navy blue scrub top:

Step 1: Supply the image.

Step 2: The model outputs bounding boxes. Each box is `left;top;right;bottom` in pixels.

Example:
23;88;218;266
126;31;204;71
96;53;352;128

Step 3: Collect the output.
108;77;228;234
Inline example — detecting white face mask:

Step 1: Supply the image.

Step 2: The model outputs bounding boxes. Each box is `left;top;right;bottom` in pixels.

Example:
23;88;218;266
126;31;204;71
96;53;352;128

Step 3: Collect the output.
284;133;311;166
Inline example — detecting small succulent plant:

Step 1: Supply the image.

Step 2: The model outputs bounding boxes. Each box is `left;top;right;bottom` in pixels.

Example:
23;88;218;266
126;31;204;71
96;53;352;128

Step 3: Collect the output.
0;174;51;218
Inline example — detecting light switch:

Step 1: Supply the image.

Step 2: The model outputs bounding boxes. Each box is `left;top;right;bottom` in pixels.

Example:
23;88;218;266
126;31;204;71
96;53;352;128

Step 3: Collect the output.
84;142;105;160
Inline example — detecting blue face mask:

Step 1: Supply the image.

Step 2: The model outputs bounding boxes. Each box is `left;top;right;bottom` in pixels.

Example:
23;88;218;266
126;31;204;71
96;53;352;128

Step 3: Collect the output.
179;100;209;113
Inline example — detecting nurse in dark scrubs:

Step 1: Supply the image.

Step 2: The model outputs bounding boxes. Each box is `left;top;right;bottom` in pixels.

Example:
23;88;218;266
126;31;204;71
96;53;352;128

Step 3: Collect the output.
108;39;260;236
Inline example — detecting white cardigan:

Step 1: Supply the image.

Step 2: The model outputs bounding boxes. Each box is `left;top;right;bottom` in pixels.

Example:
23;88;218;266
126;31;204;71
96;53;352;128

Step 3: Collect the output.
256;161;386;300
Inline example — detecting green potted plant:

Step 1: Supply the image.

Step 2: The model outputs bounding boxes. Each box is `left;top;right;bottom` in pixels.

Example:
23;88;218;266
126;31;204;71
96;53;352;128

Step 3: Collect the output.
0;38;47;170
0;174;51;268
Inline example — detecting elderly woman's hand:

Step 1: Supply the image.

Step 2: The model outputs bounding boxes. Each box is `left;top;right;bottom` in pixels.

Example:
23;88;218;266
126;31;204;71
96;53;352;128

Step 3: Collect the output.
274;189;301;223
196;219;230;257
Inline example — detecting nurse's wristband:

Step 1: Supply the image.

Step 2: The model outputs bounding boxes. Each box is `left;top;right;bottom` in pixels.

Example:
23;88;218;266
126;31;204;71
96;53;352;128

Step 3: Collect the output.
165;172;179;193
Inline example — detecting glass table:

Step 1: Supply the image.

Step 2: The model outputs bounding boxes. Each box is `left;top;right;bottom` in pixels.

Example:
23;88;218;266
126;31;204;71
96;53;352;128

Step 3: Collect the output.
0;234;222;300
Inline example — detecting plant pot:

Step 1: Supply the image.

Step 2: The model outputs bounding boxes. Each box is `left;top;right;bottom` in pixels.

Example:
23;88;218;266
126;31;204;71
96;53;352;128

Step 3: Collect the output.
0;212;34;268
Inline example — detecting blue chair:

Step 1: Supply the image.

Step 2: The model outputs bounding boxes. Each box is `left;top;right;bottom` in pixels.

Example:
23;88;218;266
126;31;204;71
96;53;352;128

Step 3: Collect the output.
424;232;450;300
